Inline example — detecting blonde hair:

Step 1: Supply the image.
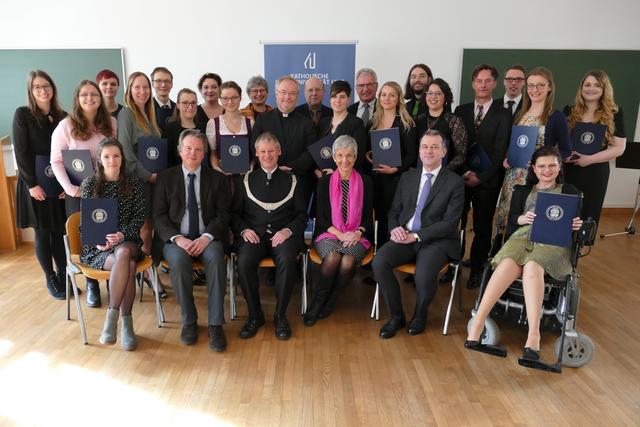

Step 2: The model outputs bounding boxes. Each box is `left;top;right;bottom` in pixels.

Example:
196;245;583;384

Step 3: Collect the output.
123;71;160;135
568;70;618;146
371;81;414;130
514;67;555;125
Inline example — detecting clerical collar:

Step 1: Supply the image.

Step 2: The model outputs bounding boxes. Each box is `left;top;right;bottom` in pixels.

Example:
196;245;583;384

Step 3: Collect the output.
261;166;278;176
279;109;294;118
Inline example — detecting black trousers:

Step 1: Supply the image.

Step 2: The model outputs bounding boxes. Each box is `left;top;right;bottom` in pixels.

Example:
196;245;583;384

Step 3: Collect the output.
461;185;500;272
236;237;299;319
372;241;448;321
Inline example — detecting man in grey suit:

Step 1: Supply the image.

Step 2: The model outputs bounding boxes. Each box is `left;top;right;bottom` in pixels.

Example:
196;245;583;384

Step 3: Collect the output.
154;129;231;351
373;130;464;338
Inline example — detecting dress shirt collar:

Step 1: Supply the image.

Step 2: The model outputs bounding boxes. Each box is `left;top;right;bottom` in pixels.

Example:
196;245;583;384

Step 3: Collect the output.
474;98;493;116
181;164;202;179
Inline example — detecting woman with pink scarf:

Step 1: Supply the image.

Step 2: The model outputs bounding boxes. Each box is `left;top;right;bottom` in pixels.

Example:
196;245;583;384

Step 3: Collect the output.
304;136;373;326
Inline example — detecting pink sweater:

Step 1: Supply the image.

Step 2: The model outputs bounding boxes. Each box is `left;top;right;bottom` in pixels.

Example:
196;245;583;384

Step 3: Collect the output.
50;117;117;196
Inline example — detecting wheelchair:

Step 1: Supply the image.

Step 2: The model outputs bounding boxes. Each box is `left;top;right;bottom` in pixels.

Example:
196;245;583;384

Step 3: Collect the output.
467;218;597;373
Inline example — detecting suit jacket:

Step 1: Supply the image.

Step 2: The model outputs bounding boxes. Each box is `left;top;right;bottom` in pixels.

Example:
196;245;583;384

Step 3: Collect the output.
153;98;176;130
231;168;307;250
317;114;367;171
388;167;465;259
454;101;511;187
348;100;377;119
495;96;522;119
250;109;316;175
153;165;232;250
294;103;333;123
405;97;428;118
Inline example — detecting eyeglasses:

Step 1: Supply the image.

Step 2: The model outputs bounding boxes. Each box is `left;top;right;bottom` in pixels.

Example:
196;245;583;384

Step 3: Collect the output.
220;96;240;102
179;101;198;108
356;83;377;90
250;88;266;95
79;93;101;98
277;90;297;97
32;84;52;92
504;77;525;83
425;91;444;97
153;79;172;86
527;83;548;90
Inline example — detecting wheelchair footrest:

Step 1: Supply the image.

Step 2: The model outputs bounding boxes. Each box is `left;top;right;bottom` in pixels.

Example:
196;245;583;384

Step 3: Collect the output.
464;341;507;358
517;356;562;373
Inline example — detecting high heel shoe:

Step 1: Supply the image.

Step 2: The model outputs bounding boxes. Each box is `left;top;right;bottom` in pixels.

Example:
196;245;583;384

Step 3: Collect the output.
521;347;540;361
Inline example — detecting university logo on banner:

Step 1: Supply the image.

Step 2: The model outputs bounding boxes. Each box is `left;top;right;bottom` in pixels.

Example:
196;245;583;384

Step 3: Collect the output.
263;43;356;106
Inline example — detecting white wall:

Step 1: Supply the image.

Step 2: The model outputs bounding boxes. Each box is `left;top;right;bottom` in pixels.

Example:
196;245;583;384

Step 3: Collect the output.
2;0;640;206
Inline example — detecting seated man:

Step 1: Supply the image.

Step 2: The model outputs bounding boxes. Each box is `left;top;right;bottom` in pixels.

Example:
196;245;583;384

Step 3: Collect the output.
372;130;464;338
232;132;307;340
154;129;231;351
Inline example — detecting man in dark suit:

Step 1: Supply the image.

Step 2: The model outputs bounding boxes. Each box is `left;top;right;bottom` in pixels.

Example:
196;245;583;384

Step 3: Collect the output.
251;75;316;204
347;68;378;128
372;130;464;338
454;64;511;289
404;64;433;119
153;129;231;351
294;77;332;129
497;64;526;118
233;132;307;340
151;66;176;130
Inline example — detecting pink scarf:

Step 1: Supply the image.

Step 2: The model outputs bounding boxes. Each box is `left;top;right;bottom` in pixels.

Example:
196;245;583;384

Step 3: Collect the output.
315;169;371;250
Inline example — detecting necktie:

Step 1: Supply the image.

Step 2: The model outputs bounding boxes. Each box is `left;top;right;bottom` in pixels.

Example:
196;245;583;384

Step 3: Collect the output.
412;99;420;117
187;173;199;239
162;104;171;110
410;172;433;232
506;100;515;115
361;103;370;127
475;104;484;128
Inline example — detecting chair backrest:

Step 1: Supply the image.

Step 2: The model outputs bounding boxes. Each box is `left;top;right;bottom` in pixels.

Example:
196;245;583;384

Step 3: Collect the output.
65;212;82;256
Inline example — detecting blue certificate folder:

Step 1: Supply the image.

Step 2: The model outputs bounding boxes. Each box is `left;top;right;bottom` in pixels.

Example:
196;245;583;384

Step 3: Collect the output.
467;143;491;173
35;155;63;198
62;149;94;186
571;123;606;155
530;192;580;248
507;125;538;168
308;134;337;170
370;127;401;167
220;135;250;174
81;198;118;246
137;137;168;173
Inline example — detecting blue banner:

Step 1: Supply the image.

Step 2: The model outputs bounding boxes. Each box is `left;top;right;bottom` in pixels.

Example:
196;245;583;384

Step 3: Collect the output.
264;43;356;106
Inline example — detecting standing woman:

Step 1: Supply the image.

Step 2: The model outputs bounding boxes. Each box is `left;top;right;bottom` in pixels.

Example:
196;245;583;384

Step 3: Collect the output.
163;88;207;167
13;70;67;299
205;81;253;173
51;80;116;307
494;67;572;235
80;138;145;351
195;73;224;125
366;81;417;246
564;71;626;226
96;69;123;118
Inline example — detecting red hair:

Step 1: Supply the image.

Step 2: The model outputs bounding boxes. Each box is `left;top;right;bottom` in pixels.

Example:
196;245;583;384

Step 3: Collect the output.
96;69;120;85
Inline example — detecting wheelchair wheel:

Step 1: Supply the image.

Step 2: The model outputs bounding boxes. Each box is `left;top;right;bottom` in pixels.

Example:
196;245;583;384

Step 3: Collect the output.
554;333;595;368
467;317;500;345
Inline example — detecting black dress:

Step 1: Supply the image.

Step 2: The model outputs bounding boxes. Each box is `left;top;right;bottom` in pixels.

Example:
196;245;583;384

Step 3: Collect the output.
563;106;626;224
13;107;67;232
415;111;468;174
161;120;208;167
317;114;367;172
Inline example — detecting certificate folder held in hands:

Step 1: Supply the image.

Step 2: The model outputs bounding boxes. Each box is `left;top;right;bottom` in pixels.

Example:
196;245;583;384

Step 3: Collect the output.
571;123;606;155
220;135;250;174
467;143;492;173
62;149;94;186
530;192;580;248
35;154;63;198
137;137;168;173
308;134;337;170
507;125;538;168
81;198;118;246
370;127;401;168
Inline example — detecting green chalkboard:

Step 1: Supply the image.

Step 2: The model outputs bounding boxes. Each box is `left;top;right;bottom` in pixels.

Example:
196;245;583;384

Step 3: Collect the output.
460;49;639;139
0;48;124;141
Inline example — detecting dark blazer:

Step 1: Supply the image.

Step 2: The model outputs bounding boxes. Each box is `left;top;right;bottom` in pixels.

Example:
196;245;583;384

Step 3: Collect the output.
231;168;307;249
454;101;511;187
317;114;367;171
506;183;581;239
153;98;176;130
388;167;465;259
294;103;333;123
250;109;316;175
153;165;232;250
405;97;428;118
348;100;377;118
313;173;374;243
495;96;523;118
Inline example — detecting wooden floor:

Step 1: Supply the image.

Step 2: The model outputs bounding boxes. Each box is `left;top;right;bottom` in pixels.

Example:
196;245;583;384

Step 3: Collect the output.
0;211;639;427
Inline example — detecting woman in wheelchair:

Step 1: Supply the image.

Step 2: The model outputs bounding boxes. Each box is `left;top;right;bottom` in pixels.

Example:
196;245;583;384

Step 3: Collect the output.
80;138;146;350
465;146;583;361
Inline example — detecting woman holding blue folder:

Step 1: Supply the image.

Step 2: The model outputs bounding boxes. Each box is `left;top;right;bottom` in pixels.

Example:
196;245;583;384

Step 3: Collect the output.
466;146;582;361
494;67;572;235
80;138;145;350
564;71;626;226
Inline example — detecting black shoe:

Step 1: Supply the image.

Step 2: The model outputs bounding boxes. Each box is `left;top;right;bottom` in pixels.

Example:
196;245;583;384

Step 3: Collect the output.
180;323;198;345
274;314;291;340
379;317;406;339
521;347;540;361
208;325;227;352
303;311;318;326
144;277;168;299
466;271;481;289
239;317;265;339
407;317;426;335
46;275;65;300
464;340;508;358
192;269;206;286
86;280;102;307
439;267;454;283
362;276;376;286
55;270;71;294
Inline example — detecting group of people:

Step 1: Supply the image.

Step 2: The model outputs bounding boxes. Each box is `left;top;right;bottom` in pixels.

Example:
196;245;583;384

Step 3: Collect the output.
13;62;626;357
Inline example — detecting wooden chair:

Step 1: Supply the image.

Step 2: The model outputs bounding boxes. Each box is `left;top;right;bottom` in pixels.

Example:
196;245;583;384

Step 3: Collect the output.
64;212;164;344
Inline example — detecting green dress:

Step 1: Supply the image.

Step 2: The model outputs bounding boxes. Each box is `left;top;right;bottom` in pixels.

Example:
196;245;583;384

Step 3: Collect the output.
491;185;572;280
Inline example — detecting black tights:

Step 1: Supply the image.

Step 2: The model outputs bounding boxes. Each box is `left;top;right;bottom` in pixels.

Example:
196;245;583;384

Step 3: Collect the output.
316;252;357;310
102;242;139;315
33;228;66;278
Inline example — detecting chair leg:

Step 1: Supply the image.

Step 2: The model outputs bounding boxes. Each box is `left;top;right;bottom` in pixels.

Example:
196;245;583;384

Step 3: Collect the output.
66;270;71;321
69;272;88;344
228;256;236;320
301;254;308;315
371;283;380;320
443;263;460;335
150;266;164;326
138;271;144;302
